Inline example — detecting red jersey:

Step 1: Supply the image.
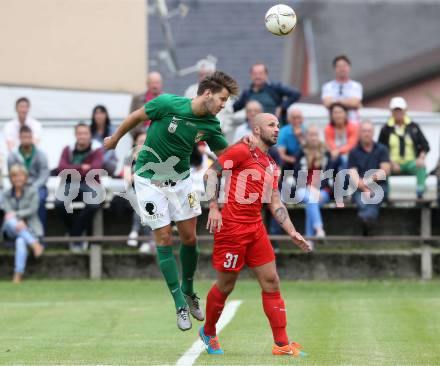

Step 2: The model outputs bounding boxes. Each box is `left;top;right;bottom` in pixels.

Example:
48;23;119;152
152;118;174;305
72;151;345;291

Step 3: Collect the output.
217;143;279;223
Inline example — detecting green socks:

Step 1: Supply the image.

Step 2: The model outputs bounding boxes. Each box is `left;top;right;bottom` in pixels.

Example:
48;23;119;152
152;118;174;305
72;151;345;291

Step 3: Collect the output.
156;244;199;309
156;246;186;310
179;243;199;296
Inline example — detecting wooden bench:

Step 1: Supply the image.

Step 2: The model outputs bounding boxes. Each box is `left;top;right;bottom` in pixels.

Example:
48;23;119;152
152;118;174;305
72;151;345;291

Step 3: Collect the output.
1;176;438;280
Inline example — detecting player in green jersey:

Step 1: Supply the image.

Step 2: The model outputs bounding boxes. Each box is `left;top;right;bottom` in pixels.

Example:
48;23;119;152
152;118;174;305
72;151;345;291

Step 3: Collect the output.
104;71;239;331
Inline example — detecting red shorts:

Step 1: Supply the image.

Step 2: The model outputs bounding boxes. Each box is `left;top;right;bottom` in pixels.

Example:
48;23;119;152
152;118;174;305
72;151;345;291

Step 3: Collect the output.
212;220;275;273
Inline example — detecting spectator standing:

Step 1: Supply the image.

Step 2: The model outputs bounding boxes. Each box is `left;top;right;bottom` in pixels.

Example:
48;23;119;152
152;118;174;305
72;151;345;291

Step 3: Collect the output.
233;63;301;124
55;123;103;252
2;165;44;283
321;55;363;122
232;100;263;143
295;125;339;240
129;72;163;135
7;126;50;232
91;105;118;176
124;131;154;253
378;97;429;198
185;59;235;140
324;103;359;169
4;97;42;151
184;59;217;99
277;106;306;171
349;121;390;235
130;71;163;113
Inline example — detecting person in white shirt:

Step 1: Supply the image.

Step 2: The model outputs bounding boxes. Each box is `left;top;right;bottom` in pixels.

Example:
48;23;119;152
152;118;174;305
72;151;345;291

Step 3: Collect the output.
4;98;42;151
232;100;263;143
321;55;363;122
184;59;234;139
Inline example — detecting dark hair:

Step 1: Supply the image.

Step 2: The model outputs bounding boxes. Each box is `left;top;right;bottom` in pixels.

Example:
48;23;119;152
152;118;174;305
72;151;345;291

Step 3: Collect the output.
75;122;90;131
197;71;239;96
132;130;147;146
250;62;268;74
91;105;111;138
332;55;351;67
190;145;203;167
16;97;30;107
19;125;33;135
329;102;348;126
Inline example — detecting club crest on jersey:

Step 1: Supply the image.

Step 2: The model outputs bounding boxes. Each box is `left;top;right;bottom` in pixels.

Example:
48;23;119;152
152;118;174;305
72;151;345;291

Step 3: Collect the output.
168;116;181;133
194;132;204;143
187;192;200;208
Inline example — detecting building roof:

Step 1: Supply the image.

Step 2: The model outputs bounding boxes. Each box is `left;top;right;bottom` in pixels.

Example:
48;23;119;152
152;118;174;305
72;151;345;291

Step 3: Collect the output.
148;0;440;97
359;47;440;101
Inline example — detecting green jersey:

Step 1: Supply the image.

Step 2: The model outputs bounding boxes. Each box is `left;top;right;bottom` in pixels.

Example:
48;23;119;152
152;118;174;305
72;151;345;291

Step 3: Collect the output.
135;94;228;181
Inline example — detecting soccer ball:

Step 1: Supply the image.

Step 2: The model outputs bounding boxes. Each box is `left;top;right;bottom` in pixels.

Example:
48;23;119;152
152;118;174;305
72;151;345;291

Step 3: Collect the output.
265;4;297;36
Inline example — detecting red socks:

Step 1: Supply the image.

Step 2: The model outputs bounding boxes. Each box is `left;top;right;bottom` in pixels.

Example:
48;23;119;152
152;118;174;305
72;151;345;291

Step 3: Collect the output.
205;286;289;346
204;284;228;336
262;291;289;346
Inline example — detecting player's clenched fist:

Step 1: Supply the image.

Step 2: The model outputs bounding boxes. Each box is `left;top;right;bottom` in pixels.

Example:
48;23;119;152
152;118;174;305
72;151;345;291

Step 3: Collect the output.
206;207;223;234
289;231;312;252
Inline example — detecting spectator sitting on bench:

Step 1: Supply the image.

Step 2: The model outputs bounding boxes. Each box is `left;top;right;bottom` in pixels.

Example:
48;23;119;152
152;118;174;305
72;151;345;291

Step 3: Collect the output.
2;164;44;283
378;97;430;198
90;105;118;176
277;105;306;172
349;121;390;235
55;123;104;253
295;125;340;242
233;100;263;143
324;102;359;170
8;125;50;233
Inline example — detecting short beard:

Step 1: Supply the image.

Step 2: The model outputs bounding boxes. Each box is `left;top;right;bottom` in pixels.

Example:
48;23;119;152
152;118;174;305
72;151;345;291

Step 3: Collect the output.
203;100;216;116
260;135;276;147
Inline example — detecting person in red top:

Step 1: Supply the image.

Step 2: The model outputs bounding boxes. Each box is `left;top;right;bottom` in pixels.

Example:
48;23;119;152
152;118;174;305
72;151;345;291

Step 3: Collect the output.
324;102;359;169
199;113;312;357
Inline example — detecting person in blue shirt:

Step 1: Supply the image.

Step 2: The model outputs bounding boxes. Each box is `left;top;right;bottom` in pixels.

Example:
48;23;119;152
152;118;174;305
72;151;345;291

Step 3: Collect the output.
233;63;301;124
277;106;306;171
348;121;390;235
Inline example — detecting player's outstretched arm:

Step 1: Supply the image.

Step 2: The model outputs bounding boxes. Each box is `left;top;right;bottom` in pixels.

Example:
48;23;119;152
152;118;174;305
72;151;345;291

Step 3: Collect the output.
103;107;149;150
268;189;312;252
204;161;223;234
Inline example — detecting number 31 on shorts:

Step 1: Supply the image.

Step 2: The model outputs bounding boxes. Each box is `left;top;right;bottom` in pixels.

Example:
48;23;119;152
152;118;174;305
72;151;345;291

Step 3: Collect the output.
223;253;238;269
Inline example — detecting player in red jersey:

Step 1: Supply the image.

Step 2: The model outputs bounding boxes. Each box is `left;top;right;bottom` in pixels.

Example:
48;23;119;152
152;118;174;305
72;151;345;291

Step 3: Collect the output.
199;113;312;356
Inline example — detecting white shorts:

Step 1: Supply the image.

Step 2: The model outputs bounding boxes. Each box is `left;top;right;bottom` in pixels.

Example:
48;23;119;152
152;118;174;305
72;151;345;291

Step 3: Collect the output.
133;175;202;230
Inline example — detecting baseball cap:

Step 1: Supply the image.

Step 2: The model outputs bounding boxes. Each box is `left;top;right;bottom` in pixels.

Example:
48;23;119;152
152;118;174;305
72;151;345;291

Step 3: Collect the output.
389;96;407;110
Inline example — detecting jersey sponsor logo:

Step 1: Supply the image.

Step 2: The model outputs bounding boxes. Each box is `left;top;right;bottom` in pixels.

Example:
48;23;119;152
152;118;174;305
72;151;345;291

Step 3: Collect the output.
168;116;181;133
194;132;204;143
144;201;164;220
145;202;156;215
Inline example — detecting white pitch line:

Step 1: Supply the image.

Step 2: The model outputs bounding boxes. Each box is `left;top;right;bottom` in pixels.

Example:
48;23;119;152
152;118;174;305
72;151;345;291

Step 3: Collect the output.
175;300;243;366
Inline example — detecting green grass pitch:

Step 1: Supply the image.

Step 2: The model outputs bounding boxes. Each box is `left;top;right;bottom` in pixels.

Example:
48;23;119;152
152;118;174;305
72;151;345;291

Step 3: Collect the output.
1;279;439;365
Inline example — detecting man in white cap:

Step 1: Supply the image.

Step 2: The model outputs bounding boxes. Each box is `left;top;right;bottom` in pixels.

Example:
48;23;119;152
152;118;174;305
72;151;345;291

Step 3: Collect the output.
378;96;430;198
